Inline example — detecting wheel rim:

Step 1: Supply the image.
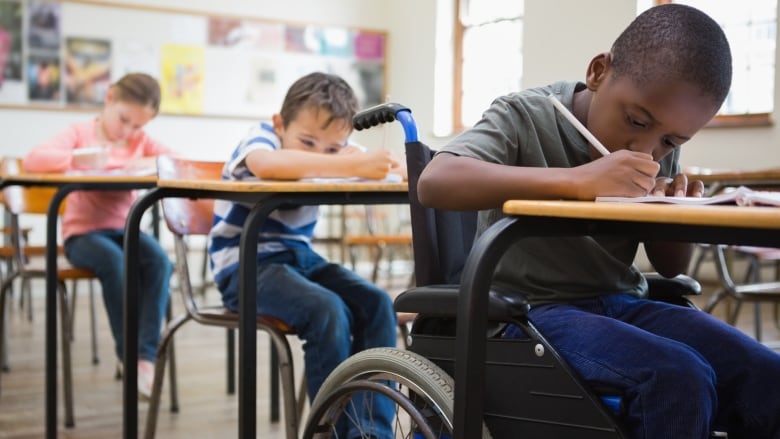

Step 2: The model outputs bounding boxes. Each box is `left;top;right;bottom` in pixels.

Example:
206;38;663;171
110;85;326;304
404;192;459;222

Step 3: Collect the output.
304;377;451;439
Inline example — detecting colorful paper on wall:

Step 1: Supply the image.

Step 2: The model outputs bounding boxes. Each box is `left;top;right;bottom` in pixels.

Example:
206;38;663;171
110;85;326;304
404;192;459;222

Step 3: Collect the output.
65;37;111;106
354;31;385;60
160;44;204;114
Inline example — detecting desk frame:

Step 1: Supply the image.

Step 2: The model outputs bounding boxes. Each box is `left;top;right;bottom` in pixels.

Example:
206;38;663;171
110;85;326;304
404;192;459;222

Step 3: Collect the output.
0;176;156;439
453;204;780;439
123;186;409;439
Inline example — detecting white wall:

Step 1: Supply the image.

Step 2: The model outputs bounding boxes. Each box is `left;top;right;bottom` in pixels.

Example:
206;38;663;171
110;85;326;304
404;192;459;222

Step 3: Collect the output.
0;0;399;160
521;0;780;171
2;1;778;170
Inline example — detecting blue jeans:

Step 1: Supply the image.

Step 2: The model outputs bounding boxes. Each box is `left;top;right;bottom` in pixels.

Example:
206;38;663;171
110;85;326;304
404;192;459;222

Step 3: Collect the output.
505;293;780;438
65;229;172;363
219;246;397;439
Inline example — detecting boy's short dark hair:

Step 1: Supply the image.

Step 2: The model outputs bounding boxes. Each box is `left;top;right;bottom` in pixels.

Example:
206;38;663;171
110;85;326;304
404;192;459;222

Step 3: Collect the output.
610;4;732;107
279;72;359;130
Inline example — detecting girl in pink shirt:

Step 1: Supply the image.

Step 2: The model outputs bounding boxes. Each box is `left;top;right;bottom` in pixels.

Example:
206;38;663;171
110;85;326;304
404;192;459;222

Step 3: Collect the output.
23;73;173;400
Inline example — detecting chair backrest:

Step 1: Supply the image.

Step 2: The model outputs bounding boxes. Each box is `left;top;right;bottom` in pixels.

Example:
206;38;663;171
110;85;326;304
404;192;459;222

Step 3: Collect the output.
157;156;224;316
0;157;66;216
404;141;477;286
157;156;223;237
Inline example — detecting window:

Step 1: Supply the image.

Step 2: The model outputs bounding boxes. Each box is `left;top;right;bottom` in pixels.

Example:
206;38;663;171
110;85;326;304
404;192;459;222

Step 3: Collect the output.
434;0;523;135
642;0;776;126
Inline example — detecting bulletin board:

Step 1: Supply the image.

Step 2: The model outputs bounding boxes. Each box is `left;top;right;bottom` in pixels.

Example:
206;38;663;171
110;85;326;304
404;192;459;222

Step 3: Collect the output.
0;0;388;119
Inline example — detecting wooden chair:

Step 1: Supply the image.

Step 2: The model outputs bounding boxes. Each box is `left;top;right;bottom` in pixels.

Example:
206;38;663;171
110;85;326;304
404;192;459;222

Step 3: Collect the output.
144;156;305;439
0;192;34;326
342;204;414;286
703;245;780;347
0;168;101;428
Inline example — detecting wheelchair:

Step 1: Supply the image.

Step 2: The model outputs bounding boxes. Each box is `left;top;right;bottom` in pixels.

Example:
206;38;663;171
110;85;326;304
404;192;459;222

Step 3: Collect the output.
301;103;722;439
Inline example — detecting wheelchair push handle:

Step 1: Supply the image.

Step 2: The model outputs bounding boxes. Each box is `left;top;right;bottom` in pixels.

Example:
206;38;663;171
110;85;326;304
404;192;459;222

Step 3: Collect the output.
353;102;418;143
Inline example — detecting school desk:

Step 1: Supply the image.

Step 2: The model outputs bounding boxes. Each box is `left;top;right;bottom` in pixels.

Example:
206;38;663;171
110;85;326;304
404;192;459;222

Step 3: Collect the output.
453;200;780;439
0;170;156;439
684;166;780;322
122;178;409;439
686;166;780;195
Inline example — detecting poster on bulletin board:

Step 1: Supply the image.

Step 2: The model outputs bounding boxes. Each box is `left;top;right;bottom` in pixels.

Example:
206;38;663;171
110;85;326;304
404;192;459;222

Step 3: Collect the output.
0;0;388;120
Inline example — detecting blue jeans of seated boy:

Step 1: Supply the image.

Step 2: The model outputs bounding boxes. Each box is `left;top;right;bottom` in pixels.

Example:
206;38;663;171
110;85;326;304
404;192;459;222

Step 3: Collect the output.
65;229;172;363
504;293;780;439
219;246;397;439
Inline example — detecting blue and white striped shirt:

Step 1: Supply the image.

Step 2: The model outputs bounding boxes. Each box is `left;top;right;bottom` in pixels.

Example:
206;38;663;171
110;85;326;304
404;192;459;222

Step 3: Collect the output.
207;122;320;285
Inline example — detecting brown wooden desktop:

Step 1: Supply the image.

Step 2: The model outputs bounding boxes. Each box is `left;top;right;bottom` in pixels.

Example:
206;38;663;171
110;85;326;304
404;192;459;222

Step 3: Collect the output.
0;170;157;439
122;177;409;439
686;166;780;195
452;199;780;439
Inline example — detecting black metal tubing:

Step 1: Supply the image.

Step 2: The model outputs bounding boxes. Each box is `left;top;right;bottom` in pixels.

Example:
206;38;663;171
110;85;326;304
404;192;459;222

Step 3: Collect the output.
0;179;159;439
124;187;409;439
454;214;780;439
124;186;262;438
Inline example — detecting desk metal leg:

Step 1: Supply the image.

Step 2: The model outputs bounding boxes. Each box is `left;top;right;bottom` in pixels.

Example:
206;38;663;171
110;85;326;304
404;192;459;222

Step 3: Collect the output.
238;204;268;438
45;193;59;437
123;188;166;439
46;188;73;436
454;217;521;439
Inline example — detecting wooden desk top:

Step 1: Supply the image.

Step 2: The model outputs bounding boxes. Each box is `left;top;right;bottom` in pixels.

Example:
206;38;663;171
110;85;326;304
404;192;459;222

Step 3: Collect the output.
156;177;408;193
1;170;158;184
503;199;780;230
685;166;780;185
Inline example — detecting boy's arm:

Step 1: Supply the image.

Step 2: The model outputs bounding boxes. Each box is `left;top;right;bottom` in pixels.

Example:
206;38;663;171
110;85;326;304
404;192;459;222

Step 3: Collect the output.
245;148;401;180
644;241;695;278
418;150;661;211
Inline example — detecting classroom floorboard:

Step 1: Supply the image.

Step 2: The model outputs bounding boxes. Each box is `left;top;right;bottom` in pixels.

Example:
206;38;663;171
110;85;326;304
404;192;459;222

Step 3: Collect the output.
0;255;777;438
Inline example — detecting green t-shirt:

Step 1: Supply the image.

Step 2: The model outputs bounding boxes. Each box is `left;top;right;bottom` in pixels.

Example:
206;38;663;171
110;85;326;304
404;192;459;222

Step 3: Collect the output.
441;81;681;305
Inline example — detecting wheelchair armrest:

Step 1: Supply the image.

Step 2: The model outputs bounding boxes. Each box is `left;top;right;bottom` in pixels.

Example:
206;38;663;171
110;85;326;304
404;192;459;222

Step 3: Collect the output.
645;273;702;304
394;284;530;320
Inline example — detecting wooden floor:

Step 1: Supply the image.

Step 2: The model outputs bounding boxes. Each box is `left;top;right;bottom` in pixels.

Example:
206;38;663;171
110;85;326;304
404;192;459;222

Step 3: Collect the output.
0;259;778;438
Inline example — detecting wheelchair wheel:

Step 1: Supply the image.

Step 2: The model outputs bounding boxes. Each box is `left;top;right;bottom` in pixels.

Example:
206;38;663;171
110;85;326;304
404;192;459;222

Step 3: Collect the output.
302;347;491;439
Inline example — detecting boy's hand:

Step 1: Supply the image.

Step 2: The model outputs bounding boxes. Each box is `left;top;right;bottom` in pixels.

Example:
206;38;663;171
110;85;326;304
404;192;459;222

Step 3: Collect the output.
353;149;401;180
651;174;705;198
574;150;660;199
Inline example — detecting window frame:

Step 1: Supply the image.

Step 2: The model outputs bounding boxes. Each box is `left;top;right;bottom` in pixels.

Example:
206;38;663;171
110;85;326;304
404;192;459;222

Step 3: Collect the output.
655;0;773;128
451;1;523;133
451;1;773;130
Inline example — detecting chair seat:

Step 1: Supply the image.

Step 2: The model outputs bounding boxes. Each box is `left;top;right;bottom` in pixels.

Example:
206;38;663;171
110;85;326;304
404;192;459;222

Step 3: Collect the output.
732;281;780;298
734;246;780;261
0;244;64;258
343;234;413;246
193;306;297;334
22;258;96;280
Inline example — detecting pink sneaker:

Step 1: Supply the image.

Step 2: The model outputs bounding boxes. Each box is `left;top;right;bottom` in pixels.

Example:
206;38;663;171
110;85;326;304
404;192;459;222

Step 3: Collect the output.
137;360;155;401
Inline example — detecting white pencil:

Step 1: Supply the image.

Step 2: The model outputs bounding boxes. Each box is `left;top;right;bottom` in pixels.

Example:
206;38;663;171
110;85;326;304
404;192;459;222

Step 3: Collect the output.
548;94;611;156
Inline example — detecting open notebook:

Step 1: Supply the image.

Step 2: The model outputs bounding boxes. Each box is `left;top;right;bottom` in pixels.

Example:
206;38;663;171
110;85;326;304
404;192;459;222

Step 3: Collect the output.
65;167;157;176
596;186;780;207
299;173;404;183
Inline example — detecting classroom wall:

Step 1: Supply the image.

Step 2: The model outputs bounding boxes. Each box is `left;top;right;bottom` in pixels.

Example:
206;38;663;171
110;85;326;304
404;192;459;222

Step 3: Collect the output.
0;0;409;159
2;0;778;169
521;0;780;171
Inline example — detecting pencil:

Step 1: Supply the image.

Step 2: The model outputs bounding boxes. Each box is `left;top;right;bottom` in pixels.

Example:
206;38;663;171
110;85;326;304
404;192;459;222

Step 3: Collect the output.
548;94;611;156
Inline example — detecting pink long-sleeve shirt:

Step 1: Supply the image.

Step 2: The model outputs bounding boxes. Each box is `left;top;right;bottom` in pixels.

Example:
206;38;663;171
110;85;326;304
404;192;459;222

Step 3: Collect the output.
22;118;174;241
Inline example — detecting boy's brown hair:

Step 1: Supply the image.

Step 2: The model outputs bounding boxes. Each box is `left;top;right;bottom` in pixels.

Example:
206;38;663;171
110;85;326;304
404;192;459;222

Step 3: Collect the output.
279;72;358;130
112;72;161;114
